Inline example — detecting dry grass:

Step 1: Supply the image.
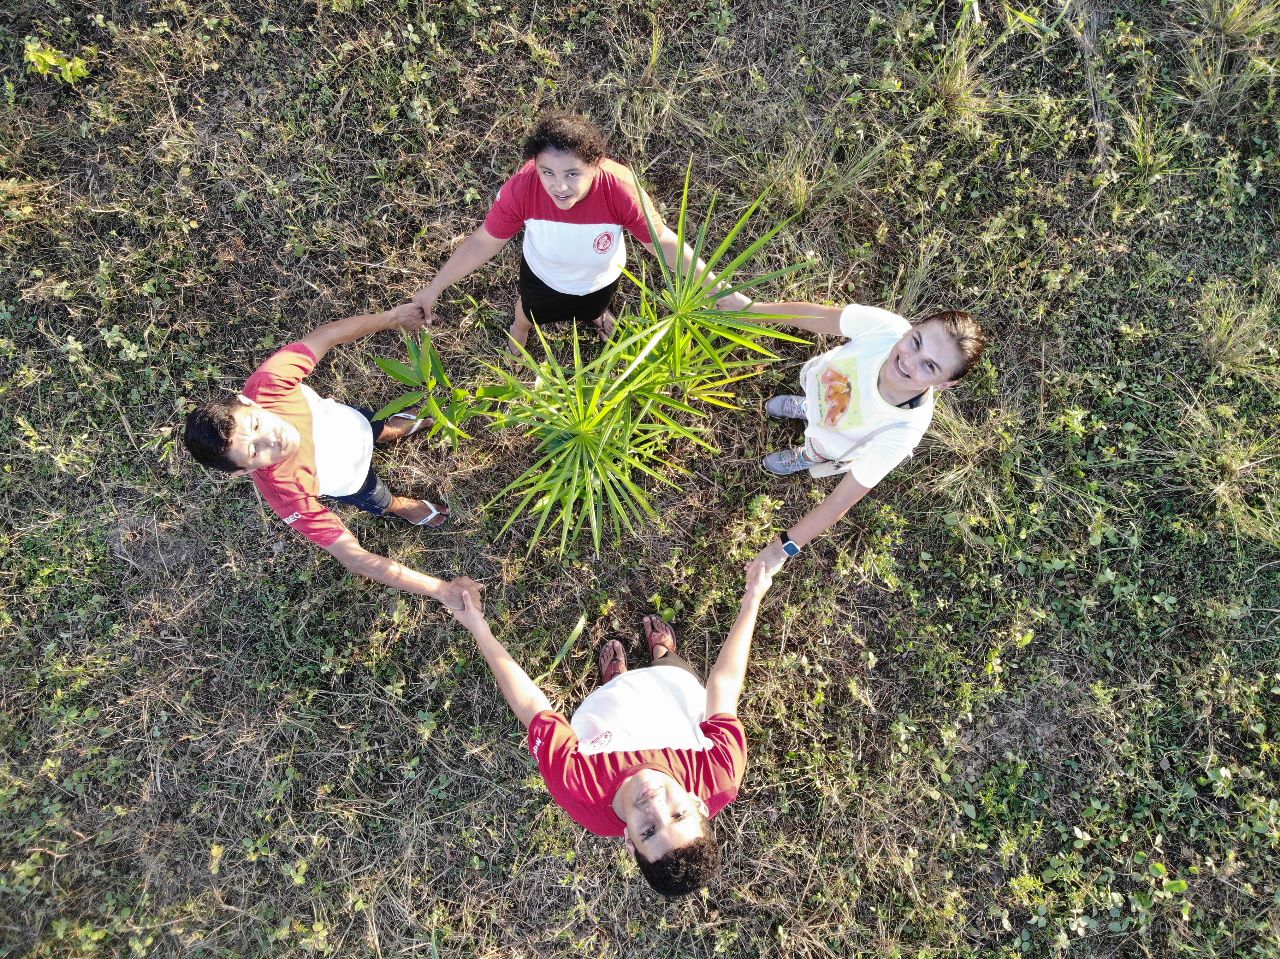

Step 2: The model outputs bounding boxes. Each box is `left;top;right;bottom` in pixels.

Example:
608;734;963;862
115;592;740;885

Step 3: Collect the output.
3;1;1279;957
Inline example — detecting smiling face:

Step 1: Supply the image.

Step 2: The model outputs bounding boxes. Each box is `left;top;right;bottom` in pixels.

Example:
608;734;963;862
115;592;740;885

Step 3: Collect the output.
534;147;598;210
225;395;301;473
880;318;968;401
615;768;709;861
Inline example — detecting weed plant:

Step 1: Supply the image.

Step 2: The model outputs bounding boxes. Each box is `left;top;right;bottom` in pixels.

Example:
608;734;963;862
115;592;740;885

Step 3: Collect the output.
376;172;806;554
484;322;711;554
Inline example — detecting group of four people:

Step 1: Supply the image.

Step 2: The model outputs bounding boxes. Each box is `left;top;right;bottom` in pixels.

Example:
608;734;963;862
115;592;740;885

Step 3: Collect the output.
183;112;986;895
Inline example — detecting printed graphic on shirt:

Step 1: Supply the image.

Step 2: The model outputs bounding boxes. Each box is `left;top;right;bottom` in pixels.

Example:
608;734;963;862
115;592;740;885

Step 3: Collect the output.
593;231;614;254
586;731;613;750
815;357;865;431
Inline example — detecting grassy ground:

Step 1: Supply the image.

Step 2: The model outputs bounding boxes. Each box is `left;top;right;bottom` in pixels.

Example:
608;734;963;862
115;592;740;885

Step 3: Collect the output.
3;0;1279;956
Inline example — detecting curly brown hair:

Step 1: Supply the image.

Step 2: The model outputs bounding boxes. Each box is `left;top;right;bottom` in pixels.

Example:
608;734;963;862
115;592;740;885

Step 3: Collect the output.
634;824;721;896
521;111;609;166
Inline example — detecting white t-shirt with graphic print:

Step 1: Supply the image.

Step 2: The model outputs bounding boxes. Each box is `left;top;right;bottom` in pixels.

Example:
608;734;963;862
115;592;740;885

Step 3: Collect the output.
799;305;935;488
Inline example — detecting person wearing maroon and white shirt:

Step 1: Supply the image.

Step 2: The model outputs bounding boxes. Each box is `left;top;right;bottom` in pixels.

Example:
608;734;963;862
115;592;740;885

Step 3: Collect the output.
412;111;727;352
446;559;775;896
182;304;481;611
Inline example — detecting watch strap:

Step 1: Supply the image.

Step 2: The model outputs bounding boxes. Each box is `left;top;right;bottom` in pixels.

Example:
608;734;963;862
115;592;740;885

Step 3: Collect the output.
780;532;801;557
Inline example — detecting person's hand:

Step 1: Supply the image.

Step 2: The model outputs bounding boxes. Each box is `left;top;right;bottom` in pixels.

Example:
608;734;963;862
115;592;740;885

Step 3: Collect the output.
744;556;776;600
439;575;484;614
444;580;488;632
753;539;788;577
386;302;427;332
716;289;752;311
411;284;441;325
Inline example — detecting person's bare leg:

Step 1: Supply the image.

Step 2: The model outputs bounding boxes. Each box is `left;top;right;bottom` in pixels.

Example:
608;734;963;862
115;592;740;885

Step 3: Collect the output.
594;309;616;340
376;415;433;445
507;296;532;355
388;495;449;528
643;614;700;679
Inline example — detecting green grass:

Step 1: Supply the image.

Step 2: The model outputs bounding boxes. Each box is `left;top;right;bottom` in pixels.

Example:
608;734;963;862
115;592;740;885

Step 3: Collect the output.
3;0;1279;957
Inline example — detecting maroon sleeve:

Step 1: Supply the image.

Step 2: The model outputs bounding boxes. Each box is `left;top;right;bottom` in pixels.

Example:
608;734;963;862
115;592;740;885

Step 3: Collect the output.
481;165;532;241
528;710;579;780
250;465;349;548
242;343;317;403
526;711;625;835
700;714;749;799
253;476;349;548
603;168;654;244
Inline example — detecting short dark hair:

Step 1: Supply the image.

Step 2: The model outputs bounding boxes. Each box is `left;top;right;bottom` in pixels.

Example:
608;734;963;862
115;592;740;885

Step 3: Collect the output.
184;397;241;472
522;111;608;166
921;310;986;379
634;824;721;896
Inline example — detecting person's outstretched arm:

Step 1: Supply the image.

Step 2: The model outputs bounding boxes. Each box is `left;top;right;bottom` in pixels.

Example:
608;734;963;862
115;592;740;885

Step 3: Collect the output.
299;303;427;363
736;301;845;336
605;161;733;303
411;227;510;323
704;559;775;718
756;472;871;572
325;532;482;611
448;588;553;728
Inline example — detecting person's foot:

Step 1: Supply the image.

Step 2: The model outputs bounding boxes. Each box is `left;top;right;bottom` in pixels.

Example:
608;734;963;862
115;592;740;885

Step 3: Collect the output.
593;310;616;340
598;639;627;685
389;496;449;528
643;614;677;662
506;320;532;355
761;447;818;476
376;413;432;445
765;394;808;421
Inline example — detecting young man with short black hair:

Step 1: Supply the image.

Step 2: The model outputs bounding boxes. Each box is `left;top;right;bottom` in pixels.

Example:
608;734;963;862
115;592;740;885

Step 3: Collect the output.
184;303;478;609
447;560;774;895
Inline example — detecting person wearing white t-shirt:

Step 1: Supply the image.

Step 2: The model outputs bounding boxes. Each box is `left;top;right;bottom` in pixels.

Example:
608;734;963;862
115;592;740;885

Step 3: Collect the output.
410;111;733;354
445;559;774;896
720;296;987;572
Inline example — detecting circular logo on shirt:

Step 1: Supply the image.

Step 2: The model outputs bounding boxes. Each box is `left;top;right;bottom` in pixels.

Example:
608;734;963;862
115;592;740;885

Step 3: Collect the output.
587;731;613;748
593;231;614;254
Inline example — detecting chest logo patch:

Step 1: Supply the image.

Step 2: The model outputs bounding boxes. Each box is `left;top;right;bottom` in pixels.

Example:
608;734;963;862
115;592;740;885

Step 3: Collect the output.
593;231;614;254
587;731;613;748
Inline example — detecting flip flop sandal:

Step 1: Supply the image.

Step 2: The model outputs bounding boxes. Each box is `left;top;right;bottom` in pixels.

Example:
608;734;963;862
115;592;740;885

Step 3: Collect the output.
407;499;449;528
643;614;678;661
389;412;429;436
598;640;627;684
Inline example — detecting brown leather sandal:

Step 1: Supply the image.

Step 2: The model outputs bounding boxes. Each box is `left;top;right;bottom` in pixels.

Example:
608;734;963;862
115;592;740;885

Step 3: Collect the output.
598;640;627;685
642;614;678;662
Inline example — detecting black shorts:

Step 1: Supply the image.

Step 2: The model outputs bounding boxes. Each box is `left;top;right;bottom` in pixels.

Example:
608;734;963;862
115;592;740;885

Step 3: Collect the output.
518;256;619;327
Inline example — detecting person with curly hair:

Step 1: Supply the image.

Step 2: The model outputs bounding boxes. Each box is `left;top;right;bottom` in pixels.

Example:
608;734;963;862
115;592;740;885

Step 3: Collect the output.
412;110;722;351
446;560;775;896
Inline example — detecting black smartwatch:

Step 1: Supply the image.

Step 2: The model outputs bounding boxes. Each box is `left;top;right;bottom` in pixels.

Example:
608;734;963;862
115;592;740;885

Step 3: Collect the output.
780;532;801;558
